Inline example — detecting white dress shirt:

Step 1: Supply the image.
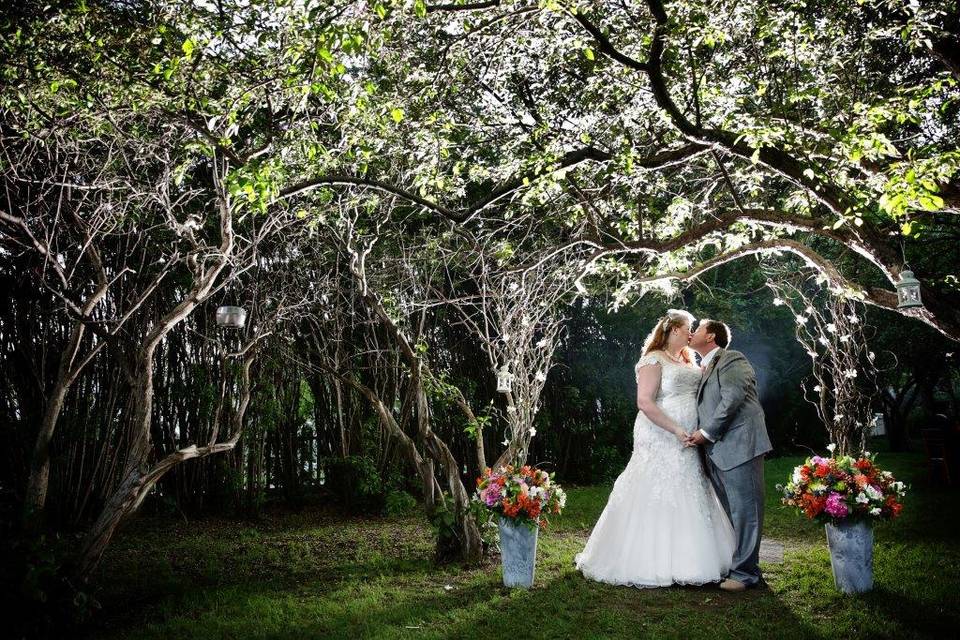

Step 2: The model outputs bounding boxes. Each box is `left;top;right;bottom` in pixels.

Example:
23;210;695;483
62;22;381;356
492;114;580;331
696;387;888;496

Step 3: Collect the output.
699;346;721;371
698;347;722;442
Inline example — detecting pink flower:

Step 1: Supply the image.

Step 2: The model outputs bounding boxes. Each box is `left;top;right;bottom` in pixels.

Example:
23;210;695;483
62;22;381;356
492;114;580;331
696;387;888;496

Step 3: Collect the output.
481;485;502;506
824;492;849;518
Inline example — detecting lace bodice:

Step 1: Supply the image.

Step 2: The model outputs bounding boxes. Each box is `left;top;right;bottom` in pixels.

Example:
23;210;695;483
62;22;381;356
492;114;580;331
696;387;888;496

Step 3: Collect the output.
634;351;702;404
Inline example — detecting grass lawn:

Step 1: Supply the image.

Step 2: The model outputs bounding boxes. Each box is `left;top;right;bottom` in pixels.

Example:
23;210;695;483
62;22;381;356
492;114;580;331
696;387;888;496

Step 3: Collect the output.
86;453;959;639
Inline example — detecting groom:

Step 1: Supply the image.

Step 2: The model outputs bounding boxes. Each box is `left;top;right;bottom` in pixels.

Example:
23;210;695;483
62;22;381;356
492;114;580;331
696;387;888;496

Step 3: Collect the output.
685;319;772;592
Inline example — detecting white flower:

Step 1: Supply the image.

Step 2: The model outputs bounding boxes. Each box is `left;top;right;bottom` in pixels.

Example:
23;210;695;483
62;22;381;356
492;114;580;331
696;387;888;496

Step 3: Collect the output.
856;492;869;504
535;371;547;383
773;298;785;306
865;485;882;501
535;338;549;348
818;336;830;346
506;406;516;414
844;368;858;378
556;488;567;508
805;306;815;315
792;467;803;484
834;414;844;422
827;443;836;453
864;451;871;458
813;385;822;392
796;314;808;324
839;335;850;343
528;427;537;437
806;350;818;359
869;507;881;516
501;438;510;446
502;333;511;342
868;351;876;361
826;323;837;333
847;315;860;324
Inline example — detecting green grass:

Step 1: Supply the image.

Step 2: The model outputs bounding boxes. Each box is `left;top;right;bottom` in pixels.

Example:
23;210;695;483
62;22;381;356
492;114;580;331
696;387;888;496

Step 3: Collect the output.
86;453;960;639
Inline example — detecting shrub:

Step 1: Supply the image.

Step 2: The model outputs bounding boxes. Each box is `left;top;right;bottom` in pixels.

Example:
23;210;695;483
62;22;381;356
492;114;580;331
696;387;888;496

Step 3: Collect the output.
384;490;418;517
323;455;385;514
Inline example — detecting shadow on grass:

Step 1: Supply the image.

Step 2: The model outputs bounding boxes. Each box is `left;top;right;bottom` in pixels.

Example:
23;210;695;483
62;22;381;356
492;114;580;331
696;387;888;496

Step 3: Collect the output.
860;586;959;639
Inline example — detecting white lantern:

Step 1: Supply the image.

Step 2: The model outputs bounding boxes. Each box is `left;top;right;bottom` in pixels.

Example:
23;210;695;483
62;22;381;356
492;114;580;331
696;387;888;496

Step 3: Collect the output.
496;364;514;393
216;305;247;329
870;413;886;437
895;270;922;309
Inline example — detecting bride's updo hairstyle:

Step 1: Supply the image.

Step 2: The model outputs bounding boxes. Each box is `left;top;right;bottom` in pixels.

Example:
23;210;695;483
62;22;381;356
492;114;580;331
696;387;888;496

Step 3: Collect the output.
642;309;695;364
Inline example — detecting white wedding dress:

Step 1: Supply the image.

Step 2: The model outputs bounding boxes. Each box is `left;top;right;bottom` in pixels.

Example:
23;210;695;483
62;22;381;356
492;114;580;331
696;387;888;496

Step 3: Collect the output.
575;351;736;587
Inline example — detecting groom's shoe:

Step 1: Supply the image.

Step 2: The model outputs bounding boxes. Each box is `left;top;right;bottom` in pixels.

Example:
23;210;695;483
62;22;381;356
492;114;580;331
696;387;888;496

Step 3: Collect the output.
719;579;747;592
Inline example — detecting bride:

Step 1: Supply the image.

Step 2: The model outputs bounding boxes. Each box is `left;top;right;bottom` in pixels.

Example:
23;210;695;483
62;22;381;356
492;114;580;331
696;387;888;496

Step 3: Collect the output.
575;309;735;587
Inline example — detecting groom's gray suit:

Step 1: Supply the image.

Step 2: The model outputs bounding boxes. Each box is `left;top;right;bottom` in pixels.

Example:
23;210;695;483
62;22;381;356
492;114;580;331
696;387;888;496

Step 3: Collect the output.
697;348;772;586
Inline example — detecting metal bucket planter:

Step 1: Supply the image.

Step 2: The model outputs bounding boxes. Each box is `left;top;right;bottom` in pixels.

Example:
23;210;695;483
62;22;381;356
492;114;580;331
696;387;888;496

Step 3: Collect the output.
498;516;538;588
825;519;874;593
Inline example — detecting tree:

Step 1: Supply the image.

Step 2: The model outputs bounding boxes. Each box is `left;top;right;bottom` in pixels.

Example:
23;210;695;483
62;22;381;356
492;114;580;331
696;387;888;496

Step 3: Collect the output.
285;0;960;340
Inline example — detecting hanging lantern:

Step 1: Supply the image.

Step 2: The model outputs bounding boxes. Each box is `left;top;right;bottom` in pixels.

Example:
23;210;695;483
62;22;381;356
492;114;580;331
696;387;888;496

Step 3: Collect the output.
870;413;886;437
216;305;247;329
895;270;922;309
496;364;514;394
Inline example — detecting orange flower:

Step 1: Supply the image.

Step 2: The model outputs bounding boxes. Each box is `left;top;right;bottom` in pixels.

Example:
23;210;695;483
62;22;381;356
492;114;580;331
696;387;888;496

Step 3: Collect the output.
801;494;826;518
814;464;830;478
525;497;541;518
853;474;869;489
885;495;903;518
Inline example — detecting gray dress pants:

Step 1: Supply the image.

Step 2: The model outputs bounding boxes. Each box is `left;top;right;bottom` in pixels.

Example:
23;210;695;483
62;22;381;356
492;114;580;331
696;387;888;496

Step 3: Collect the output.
707;454;765;586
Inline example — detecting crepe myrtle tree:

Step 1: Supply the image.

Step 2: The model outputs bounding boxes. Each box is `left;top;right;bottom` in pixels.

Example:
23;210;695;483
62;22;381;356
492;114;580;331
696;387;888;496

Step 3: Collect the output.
0;124;178;532
765;265;881;456
440;241;573;469
280;0;960;342
299;203;486;562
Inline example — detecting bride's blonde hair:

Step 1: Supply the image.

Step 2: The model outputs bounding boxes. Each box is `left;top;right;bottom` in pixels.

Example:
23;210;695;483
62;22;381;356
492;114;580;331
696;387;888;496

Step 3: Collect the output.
642;309;695;364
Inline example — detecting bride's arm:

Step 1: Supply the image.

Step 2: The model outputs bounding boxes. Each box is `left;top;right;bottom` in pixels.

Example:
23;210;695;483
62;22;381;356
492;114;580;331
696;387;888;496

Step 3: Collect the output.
636;362;686;442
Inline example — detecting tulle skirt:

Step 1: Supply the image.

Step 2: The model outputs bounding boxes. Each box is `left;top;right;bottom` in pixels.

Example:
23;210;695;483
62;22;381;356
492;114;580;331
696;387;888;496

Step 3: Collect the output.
575;397;735;587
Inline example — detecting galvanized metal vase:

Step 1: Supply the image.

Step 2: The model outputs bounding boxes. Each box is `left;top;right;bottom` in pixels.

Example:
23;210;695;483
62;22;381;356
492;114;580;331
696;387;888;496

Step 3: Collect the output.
498;516;538;588
825;519;874;594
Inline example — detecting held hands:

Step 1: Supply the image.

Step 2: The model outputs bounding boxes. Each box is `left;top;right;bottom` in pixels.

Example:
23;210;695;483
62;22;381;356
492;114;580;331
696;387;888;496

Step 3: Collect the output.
683;430;707;448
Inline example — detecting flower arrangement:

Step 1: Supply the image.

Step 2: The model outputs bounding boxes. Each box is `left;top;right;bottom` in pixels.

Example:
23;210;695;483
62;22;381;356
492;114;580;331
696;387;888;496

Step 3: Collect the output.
779;446;906;525
474;465;566;529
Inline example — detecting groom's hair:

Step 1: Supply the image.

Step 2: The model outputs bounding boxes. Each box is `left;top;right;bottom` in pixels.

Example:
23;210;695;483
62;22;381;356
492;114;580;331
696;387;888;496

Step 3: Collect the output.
701;319;731;348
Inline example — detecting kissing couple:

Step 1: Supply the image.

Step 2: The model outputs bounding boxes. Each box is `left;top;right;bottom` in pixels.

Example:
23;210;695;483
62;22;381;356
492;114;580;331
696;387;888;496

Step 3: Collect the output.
575;309;772;592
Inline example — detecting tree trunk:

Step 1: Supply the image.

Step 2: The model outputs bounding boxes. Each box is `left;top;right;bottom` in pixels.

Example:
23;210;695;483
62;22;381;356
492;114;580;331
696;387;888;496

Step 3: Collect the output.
75;347;256;579
22;373;72;531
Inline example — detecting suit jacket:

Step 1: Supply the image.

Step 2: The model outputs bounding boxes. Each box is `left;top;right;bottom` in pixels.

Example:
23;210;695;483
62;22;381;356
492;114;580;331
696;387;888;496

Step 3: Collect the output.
697;348;772;471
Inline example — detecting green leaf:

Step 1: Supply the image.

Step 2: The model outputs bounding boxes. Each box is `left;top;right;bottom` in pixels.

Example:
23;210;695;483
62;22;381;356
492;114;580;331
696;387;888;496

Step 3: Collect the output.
390;107;404;123
900;221;913;236
182;38;194;57
414;0;427;18
584;47;595;61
